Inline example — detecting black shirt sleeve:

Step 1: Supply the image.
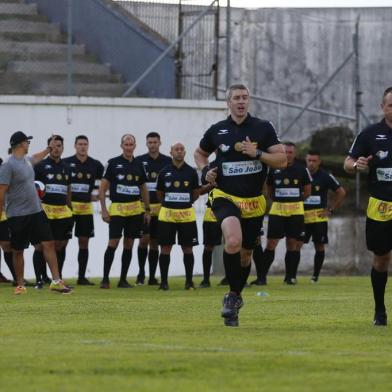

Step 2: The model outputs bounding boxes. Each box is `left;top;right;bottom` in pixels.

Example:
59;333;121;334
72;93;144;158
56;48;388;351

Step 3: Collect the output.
199;125;216;153
261;121;281;151
348;131;370;159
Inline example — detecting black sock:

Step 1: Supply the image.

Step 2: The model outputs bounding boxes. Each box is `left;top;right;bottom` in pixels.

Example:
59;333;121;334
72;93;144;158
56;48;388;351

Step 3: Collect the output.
261;249;275;278
78;248;89;279
292;250;301;279
159;254;170;284
120;249;132;282
137;247;148;278
285;251;297;280
4;251;16;280
148;249;159;279
183;253;194;283
252;244;263;279
313;251;325;278
371;267;388;313
239;264;251;291
103;246;116;281
202;249;213;281
223;251;241;294
33;250;44;282
56;248;66;278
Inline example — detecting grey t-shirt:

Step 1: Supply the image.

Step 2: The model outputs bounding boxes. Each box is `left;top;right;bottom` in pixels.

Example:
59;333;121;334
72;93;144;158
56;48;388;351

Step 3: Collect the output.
0;155;42;217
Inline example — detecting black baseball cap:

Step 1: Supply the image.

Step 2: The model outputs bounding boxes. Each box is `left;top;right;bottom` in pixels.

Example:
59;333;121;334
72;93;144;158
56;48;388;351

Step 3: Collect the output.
10;131;33;147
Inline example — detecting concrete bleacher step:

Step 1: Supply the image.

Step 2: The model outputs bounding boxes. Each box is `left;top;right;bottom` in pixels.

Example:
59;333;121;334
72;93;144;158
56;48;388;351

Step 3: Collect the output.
0;40;85;56
0;19;59;34
0;2;37;14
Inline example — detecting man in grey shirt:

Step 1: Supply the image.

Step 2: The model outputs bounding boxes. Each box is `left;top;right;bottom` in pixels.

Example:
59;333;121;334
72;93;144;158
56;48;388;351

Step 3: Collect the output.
0;131;72;294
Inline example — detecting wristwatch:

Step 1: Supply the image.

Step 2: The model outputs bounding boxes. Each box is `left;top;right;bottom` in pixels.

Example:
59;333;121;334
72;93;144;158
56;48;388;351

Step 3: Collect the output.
255;149;263;160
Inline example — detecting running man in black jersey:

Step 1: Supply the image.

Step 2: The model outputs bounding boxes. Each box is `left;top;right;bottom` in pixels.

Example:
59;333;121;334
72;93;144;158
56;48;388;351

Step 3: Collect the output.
262;142;311;285
301;150;345;282
156;142;200;290
344;87;392;326
135;132;171;286
34;135;73;286
99;134;150;289
63;135;104;285
194;83;286;327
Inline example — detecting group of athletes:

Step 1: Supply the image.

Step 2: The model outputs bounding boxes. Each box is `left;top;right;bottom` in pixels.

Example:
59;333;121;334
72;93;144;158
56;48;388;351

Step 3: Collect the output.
0;83;391;328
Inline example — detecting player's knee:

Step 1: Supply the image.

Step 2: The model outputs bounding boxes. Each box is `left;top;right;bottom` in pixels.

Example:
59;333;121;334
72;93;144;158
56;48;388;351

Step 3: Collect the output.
225;235;241;253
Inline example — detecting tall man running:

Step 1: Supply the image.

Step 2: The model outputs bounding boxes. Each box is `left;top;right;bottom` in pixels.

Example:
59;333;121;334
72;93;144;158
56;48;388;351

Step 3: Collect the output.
301;150;345;282
0;132;71;294
135;132;171;286
63;135;104;285
344;86;392;326
194;83;286;327
99;134;150;289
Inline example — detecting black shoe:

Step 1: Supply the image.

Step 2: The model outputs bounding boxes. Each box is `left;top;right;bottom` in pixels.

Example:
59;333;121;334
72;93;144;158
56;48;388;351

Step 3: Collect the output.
42;276;52;285
374;312;387;326
221;292;243;319
185;281;195;290
284;278;297;285
218;277;228;286
34;281;44;290
199;280;211;288
136;275;145;286
100;280;110;289
148;278;159;286
117;280;134;288
224;315;239;327
250;278;267;286
77;278;95;286
310;276;318;283
159;282;169;291
243;282;251;288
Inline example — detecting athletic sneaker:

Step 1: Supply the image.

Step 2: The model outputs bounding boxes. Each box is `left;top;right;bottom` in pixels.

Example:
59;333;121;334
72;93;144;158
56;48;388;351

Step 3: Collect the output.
77;278;95;286
250;278;267;286
374;312;387;326
99;280;110;289
43;276;52;285
13;279;33;287
135;275;145;286
221;292;243;319
14;285;27;295
310;276;318;283
218;277;228;286
199;280;211;288
34;281;44;290
0;272;10;283
185;281;195;290
284;278;297;285
243;282;251;288
224;315;239;327
49;280;72;294
148;278;159;286
117;280;133;288
159;282;169;291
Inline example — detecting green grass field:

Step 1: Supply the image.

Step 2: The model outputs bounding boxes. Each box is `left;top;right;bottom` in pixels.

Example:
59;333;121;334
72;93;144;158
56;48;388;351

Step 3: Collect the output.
1;276;392;391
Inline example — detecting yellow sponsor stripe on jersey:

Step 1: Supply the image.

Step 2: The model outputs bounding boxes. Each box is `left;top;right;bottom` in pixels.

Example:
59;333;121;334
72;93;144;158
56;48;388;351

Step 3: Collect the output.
71;202;93;216
269;201;304;217
142;203;161;217
367;196;392;222
158;206;196;223
304;208;328;224
109;201;144;217
42;204;73;219
0;211;7;222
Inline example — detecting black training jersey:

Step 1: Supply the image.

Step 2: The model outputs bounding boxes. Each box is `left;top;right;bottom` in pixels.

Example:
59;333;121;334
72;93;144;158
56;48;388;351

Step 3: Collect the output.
103;155;147;203
267;161;312;202
156;162;200;209
135;153;172;204
63;155;104;203
199;114;281;198
34;157;71;206
349;119;392;201
304;168;341;210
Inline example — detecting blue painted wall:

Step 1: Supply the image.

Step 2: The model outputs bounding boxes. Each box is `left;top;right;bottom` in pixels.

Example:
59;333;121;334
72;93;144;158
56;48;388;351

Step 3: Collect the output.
26;0;176;98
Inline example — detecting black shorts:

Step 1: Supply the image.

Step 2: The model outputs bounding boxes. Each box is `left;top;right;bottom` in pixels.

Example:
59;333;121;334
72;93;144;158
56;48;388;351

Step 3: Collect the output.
366;218;392;256
49;217;74;241
141;216;158;239
109;214;144;240
7;211;54;250
212;197;263;249
0;220;10;242
203;221;222;246
267;214;305;240
157;220;198;247
303;222;329;244
73;214;94;238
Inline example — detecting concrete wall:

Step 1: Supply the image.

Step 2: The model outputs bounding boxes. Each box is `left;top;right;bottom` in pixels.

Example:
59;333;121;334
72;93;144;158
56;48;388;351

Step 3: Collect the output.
26;0;176;98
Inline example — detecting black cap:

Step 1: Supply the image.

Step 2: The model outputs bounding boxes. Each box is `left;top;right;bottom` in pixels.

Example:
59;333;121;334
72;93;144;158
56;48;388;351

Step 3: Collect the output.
10;131;33;147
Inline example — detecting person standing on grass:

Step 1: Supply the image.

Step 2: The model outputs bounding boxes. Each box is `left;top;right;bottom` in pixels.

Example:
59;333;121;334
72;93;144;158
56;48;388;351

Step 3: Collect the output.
0;132;71;294
135;132;171;286
194;83;286;327
344;86;392;326
99;134;150;289
63;135;104;286
299;150;346;283
156;142;200;291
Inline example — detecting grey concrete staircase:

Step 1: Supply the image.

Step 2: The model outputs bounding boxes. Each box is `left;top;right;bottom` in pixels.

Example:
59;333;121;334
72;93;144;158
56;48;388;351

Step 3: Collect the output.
0;0;127;96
